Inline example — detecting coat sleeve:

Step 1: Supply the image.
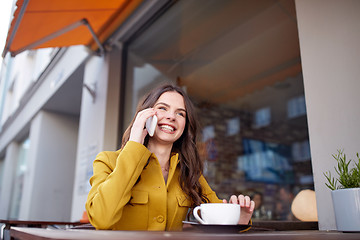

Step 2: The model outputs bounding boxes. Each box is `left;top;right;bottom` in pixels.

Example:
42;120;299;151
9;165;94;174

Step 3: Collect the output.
85;141;152;229
199;175;223;203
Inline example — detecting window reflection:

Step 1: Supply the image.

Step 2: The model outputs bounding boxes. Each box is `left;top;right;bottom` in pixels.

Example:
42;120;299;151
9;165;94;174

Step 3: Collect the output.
254;107;271;128
9;138;30;219
125;0;312;221
288;95;306;119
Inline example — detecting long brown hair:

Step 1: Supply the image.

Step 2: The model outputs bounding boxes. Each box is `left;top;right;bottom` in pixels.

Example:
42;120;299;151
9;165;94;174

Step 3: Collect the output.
121;84;208;206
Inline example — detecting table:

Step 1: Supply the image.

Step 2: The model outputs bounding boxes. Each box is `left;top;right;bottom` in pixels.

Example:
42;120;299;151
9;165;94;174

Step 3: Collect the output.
9;227;360;240
0;219;81;240
251;221;318;231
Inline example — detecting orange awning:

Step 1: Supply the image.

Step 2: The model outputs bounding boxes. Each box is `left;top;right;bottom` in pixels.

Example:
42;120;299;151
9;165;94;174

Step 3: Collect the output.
2;0;143;57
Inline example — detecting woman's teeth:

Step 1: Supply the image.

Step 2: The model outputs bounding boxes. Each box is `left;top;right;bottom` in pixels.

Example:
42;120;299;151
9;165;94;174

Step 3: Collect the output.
160;125;174;131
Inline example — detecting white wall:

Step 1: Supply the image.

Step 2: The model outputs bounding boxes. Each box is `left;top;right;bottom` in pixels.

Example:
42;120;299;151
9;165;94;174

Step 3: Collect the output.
19;111;78;221
0;142;19;218
0;46;88;221
0;49;52;121
0;46;88;153
71;48;121;221
295;0;360;230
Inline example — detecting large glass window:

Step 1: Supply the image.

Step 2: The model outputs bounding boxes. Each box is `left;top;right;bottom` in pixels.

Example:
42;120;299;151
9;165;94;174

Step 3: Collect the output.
9;138;30;219
124;0;312;221
0;158;4;198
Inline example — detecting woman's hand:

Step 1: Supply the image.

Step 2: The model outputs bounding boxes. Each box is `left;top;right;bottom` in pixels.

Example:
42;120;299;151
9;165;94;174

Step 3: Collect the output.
223;194;255;225
129;108;157;145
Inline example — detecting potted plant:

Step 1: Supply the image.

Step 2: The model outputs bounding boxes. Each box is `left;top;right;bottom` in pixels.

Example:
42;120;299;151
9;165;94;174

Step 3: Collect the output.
324;149;360;232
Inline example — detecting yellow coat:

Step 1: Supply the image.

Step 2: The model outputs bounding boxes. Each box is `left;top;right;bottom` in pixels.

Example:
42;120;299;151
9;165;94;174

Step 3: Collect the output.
85;141;222;231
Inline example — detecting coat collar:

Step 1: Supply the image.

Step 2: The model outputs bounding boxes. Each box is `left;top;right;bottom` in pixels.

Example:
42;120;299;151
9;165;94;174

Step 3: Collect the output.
148;151;180;187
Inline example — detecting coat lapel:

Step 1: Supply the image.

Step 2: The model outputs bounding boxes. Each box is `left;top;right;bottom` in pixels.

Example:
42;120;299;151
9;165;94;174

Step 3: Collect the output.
166;152;179;188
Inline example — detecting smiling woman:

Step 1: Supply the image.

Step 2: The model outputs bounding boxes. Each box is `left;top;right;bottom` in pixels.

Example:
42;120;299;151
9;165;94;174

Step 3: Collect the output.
85;84;255;231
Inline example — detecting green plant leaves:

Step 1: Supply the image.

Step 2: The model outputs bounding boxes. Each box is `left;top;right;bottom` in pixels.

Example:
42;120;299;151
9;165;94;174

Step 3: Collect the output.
324;171;337;191
324;149;360;190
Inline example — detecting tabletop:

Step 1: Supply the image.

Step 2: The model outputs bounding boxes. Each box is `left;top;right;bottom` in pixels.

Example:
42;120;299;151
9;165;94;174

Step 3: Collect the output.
0;219;81;227
0;219;82;240
10;227;360;240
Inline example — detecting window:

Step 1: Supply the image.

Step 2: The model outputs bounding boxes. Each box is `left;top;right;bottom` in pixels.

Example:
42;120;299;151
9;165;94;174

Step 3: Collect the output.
9;138;30;219
288;95;306;119
124;0;311;221
0;158;4;197
254;107;271;128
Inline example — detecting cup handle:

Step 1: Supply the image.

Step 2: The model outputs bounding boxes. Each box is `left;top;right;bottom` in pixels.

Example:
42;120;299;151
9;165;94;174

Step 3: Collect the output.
193;206;206;224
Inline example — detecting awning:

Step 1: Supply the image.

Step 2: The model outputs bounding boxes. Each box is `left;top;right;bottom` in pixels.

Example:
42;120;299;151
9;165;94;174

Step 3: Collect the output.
2;0;143;57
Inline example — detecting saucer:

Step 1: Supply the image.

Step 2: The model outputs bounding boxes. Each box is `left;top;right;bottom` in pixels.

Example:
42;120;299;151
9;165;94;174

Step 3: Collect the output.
182;221;251;233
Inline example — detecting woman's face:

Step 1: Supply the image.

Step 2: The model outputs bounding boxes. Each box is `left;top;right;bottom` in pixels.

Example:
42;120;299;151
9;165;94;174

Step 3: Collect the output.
151;91;187;145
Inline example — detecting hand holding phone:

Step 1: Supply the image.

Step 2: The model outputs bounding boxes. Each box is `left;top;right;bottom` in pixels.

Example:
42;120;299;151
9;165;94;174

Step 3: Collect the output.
146;115;157;137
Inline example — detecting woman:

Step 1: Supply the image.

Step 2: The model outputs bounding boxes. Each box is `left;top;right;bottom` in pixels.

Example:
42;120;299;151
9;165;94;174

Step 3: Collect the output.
85;84;255;231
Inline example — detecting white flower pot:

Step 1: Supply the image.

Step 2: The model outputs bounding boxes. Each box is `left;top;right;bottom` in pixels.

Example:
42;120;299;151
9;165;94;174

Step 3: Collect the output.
331;188;360;232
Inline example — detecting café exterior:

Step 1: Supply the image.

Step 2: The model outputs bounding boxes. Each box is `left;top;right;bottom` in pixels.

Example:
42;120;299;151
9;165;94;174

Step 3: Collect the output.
0;0;359;231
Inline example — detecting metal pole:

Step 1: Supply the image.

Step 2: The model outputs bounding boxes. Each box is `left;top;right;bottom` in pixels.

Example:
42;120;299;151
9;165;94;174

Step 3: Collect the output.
82;19;105;55
2;0;30;58
10;18;105;57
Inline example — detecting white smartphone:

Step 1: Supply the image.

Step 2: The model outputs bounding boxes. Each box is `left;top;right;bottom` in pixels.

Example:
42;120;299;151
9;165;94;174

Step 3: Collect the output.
146;115;157;137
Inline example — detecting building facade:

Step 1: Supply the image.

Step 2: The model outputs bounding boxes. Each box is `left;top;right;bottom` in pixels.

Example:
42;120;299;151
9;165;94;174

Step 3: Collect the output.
0;0;359;231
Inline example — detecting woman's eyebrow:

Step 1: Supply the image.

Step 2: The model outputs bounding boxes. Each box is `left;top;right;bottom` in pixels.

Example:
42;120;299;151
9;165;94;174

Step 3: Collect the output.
154;102;186;112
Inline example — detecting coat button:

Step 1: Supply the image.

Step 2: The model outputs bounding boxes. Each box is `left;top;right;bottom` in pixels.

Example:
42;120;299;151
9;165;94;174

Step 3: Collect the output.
156;215;164;223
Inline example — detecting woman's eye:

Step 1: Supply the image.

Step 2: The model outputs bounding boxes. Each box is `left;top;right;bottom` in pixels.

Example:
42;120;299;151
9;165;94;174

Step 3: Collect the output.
177;112;185;117
158;106;167;111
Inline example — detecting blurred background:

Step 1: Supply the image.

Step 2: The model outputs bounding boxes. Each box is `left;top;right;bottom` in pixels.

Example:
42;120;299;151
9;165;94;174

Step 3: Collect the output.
0;0;360;231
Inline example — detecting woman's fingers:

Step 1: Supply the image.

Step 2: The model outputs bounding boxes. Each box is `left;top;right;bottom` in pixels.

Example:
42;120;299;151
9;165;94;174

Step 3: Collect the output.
135;108;156;127
228;194;255;211
241;195;251;208
129;108;156;144
238;194;245;206
229;194;254;207
229;195;238;204
250;200;255;211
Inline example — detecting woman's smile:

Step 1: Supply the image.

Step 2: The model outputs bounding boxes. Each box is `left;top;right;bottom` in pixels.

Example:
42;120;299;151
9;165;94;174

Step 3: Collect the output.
158;123;176;133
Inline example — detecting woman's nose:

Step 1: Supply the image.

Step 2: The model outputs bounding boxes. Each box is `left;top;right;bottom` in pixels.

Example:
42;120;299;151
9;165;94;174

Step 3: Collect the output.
165;111;176;120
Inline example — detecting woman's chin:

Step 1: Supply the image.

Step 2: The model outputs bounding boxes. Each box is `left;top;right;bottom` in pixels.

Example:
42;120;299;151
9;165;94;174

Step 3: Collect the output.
152;134;180;145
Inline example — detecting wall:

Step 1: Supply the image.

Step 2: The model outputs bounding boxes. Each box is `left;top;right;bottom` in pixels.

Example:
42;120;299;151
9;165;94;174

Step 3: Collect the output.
295;0;360;230
71;47;122;221
19;111;78;221
0;46;88;155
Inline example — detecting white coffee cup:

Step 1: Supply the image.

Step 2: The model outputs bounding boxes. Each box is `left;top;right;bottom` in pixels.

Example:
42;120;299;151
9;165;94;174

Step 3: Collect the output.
193;203;240;225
